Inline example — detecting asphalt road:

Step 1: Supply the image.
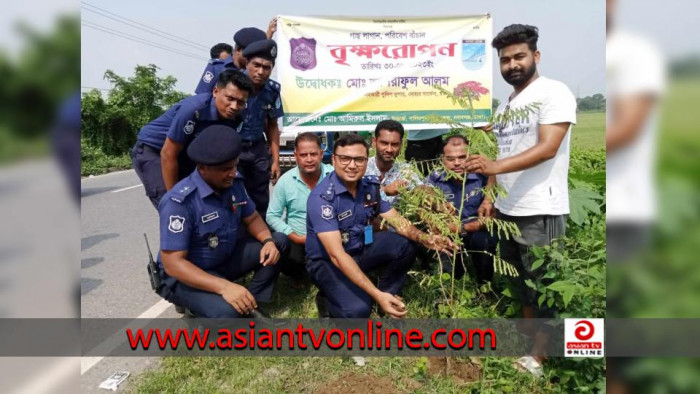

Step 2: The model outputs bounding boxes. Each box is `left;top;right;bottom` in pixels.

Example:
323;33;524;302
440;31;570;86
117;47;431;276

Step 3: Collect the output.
81;169;183;392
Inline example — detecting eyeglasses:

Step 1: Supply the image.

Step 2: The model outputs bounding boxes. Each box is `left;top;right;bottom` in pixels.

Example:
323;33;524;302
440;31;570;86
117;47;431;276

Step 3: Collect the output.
334;154;368;166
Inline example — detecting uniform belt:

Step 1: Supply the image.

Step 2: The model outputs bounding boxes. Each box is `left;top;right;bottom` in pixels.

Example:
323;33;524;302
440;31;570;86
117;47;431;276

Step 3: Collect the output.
241;138;265;147
136;141;161;154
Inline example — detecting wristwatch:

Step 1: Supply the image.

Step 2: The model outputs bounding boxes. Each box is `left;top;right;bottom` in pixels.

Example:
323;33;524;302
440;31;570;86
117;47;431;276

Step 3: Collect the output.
262;237;275;246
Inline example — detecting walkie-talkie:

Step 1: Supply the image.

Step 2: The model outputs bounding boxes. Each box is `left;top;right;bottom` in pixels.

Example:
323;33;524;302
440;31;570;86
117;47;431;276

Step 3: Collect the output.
144;233;163;293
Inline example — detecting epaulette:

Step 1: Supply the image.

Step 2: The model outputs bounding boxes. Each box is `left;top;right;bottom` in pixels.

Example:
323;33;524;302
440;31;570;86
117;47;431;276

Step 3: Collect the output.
267;79;281;92
320;180;336;201
169;183;197;204
363;175;380;184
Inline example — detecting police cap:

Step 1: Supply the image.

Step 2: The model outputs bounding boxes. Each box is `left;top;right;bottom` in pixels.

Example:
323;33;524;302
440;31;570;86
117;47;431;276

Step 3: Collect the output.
233;27;267;49
187;125;242;165
242;39;277;62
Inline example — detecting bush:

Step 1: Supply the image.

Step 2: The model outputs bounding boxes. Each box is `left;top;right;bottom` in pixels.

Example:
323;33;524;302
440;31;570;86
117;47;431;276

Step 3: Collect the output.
81;139;131;176
81;64;189;157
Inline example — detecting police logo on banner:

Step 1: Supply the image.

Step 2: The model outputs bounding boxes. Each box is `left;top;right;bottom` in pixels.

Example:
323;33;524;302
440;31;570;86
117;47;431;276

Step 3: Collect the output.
168;216;185;233
321;205;333;219
203;71;214;83
289;37;317;71
462;39;486;70
184;120;195;134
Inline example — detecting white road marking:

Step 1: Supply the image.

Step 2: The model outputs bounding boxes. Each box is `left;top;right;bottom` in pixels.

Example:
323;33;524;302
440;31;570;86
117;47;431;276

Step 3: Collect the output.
81;169;135;181
111;184;143;193
81;299;173;375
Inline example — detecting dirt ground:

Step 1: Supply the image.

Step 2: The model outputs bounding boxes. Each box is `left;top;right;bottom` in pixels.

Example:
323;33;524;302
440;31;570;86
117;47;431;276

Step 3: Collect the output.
427;357;482;385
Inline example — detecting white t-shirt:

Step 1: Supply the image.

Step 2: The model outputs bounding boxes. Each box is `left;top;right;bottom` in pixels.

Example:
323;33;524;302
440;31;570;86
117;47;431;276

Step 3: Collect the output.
606;30;665;222
493;76;577;216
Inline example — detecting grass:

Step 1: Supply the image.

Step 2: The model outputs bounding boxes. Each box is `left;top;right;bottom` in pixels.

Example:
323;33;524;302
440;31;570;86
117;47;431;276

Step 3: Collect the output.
571;111;605;151
130;274;561;393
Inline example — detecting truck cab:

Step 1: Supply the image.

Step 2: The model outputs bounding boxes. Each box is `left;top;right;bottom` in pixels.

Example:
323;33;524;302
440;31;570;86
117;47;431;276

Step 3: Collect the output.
278;128;334;170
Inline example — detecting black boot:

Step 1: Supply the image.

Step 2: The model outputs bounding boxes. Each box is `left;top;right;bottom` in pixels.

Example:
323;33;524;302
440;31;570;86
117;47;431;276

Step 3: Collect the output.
315;291;330;318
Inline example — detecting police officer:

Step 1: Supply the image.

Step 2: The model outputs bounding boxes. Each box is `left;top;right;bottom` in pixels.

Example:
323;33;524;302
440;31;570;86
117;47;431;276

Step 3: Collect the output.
131;69;253;208
157;124;289;318
425;135;497;283
194;27;267;94
238;39;283;217
306;134;453;318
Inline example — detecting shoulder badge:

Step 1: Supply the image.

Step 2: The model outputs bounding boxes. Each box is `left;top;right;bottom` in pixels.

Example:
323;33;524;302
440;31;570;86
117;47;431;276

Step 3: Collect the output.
203;71;214;83
168;215;185;233
321;205;334;219
184;120;195;134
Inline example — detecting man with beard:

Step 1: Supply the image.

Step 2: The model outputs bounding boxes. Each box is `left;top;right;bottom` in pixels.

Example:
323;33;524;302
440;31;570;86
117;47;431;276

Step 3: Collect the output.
131;69;253;208
364;120;423;206
425;135;497;283
238;39;284;217
266;132;333;280
306;134;453;318
465;24;576;376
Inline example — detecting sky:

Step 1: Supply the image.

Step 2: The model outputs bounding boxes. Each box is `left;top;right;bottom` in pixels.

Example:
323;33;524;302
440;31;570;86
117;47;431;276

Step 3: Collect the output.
79;0;606;101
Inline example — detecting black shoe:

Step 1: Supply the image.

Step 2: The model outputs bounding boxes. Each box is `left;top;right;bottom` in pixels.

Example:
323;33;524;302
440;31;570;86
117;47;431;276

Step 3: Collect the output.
175;305;186;314
315;292;330;318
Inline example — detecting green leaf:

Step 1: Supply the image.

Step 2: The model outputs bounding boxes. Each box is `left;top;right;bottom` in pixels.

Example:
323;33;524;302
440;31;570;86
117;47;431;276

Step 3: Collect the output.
563;289;574;308
538;293;547;307
547;297;555;308
532;247;543;259
524;279;537;289
568;186;603;226
502;287;513;298
547;281;575;292
531;258;545;271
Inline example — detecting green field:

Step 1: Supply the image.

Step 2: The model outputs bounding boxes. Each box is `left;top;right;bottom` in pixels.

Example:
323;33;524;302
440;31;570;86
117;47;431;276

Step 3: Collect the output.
571;111;605;151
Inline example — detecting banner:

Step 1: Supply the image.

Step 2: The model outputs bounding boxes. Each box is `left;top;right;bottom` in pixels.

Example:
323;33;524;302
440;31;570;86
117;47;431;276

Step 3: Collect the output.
277;15;493;131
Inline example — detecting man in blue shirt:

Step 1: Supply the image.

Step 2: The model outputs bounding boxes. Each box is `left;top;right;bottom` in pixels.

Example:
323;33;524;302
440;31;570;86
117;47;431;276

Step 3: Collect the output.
267;132;333;280
157;124;289;318
306;134;454;318
131;69;252;208
426;135;497;282
194;28;266;94
238;39;284;217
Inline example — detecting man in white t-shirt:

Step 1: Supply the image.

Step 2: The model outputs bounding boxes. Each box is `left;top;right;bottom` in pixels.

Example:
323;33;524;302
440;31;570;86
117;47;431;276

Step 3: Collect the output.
606;0;665;262
465;24;577;376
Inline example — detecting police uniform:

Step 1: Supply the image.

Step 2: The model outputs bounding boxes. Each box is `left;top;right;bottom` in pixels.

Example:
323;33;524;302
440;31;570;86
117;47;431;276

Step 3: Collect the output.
305;172;417;318
194;57;235;94
131;93;241;208
194;27;266;94
426;171;497;282
238;39;284;217
157;125;288;318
